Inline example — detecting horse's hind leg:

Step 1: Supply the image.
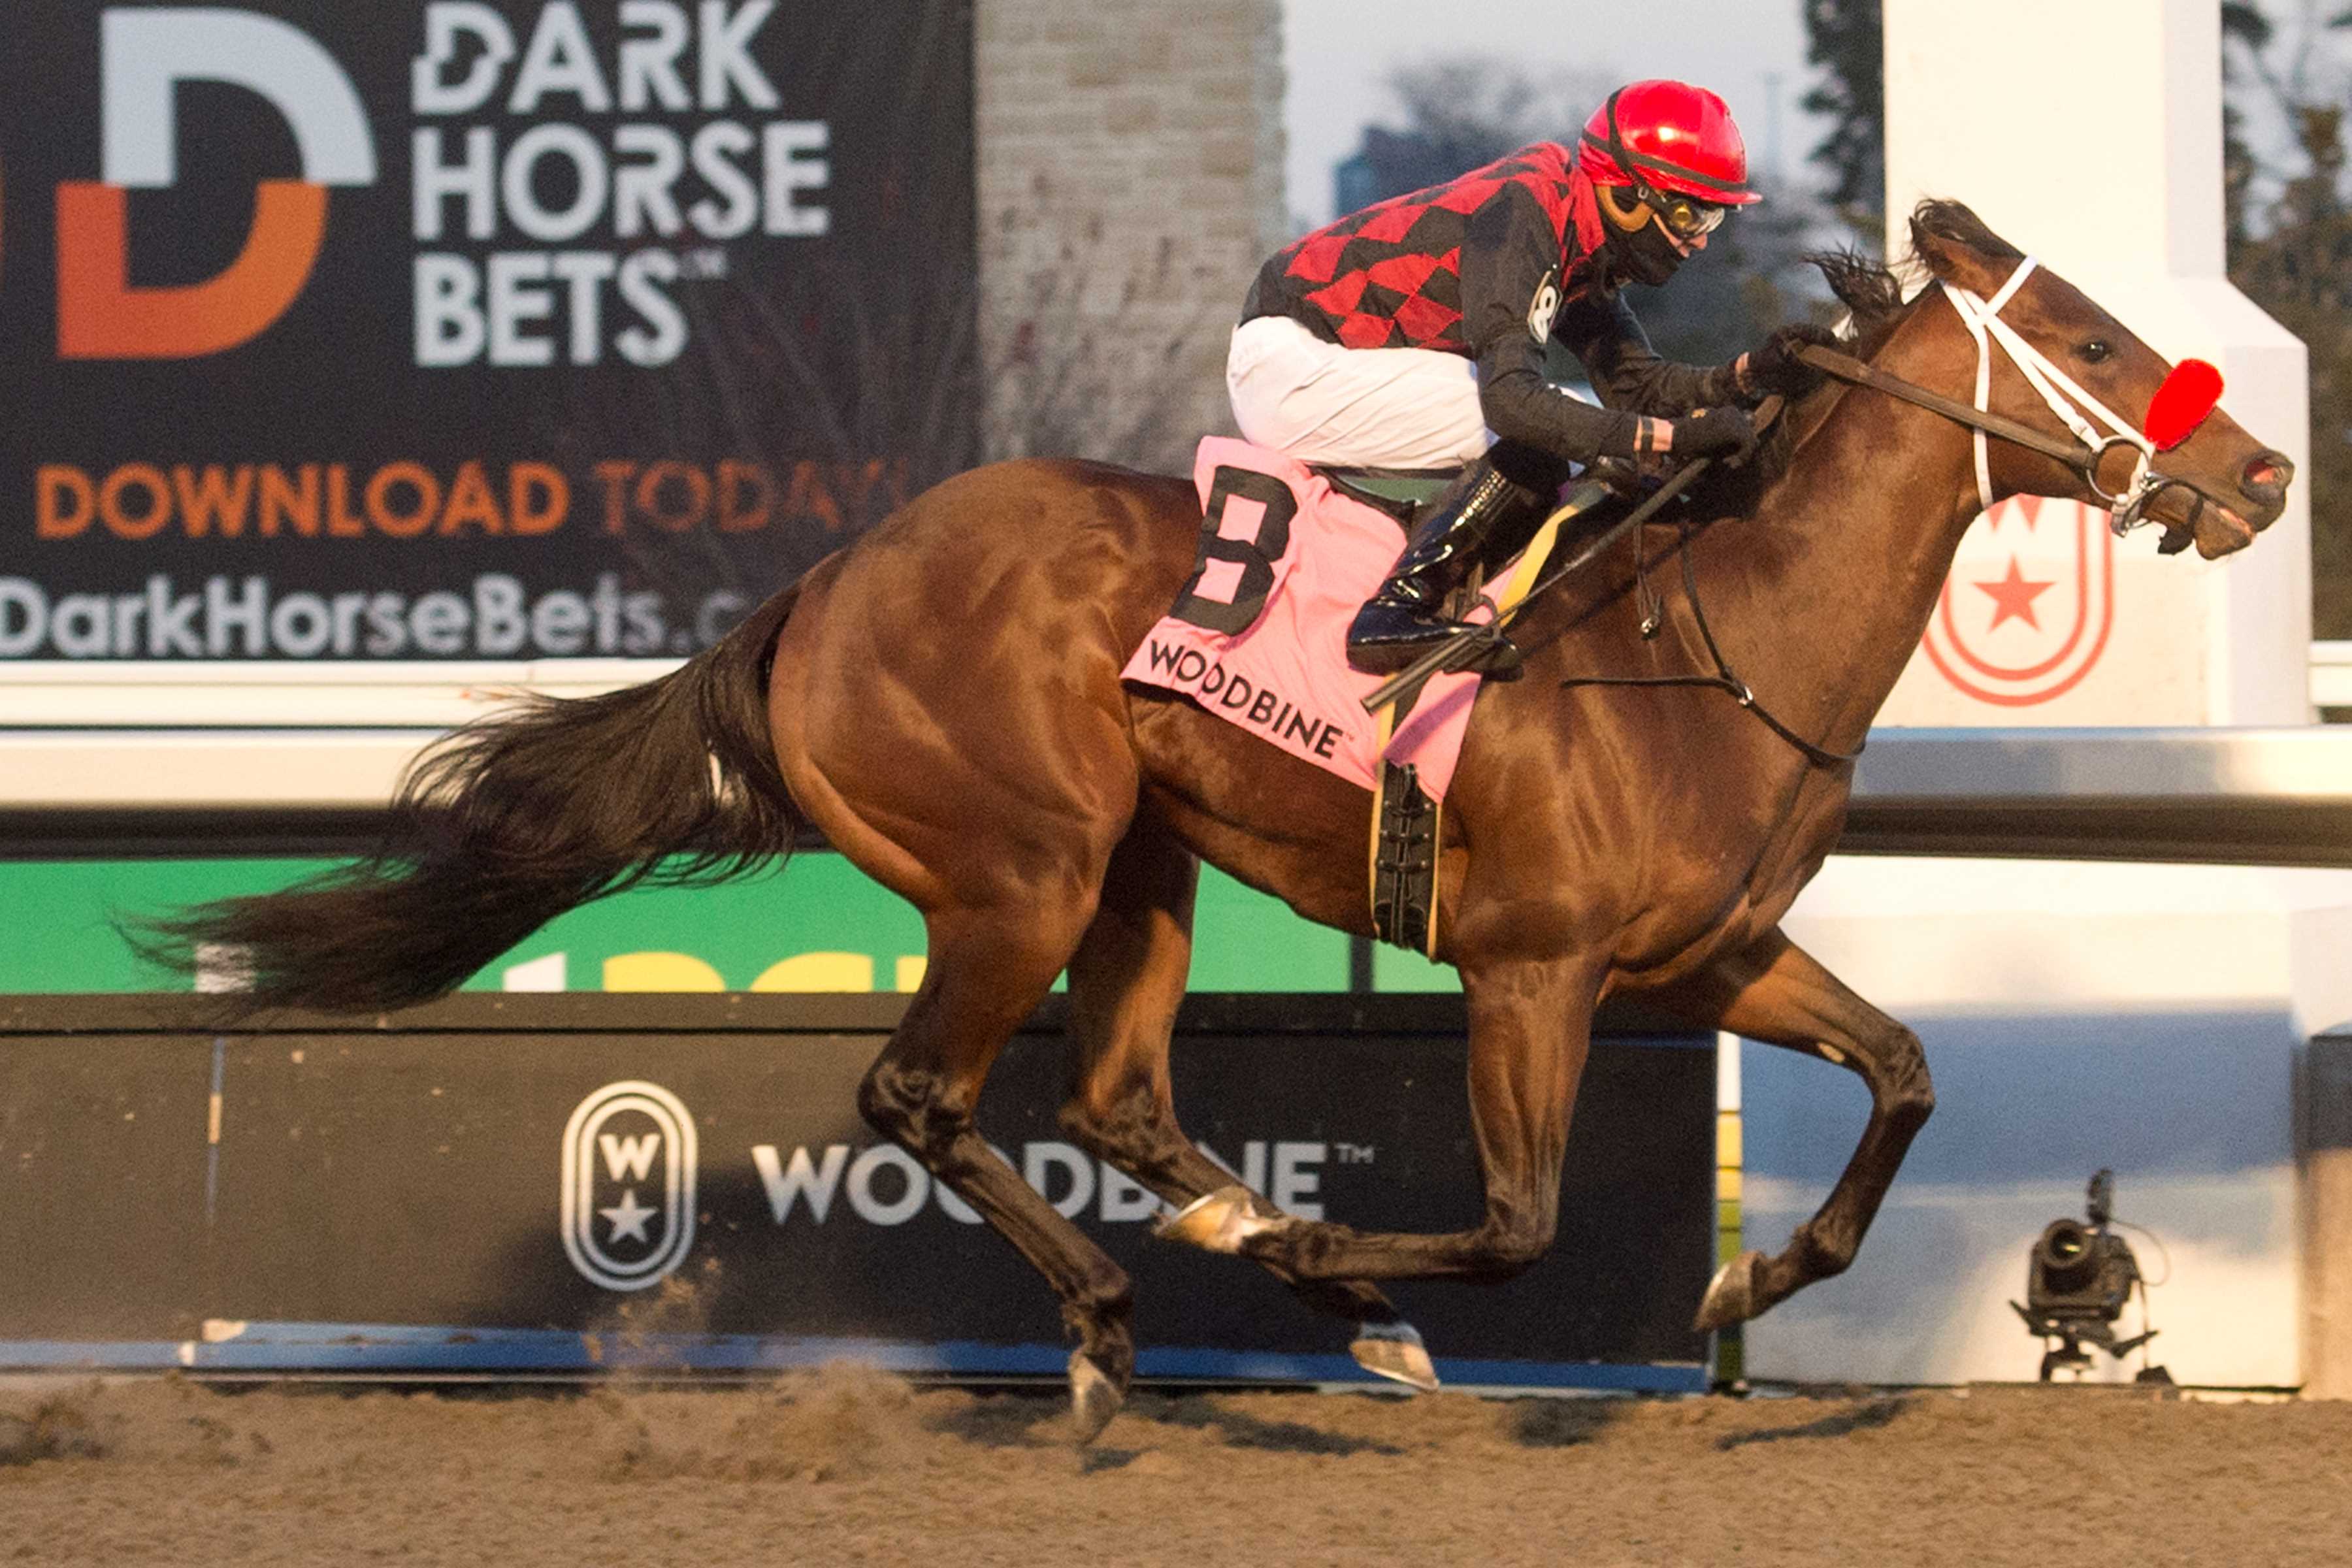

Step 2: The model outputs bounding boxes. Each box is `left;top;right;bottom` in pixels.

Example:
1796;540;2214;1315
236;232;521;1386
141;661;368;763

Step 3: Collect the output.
859;904;1137;1443
1648;927;1936;1330
1056;815;1433;1388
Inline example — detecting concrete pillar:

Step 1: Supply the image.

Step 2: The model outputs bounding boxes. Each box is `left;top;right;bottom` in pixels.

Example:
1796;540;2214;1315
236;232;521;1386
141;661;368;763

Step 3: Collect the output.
973;0;1284;475
1878;0;2310;725
2303;1033;2352;1397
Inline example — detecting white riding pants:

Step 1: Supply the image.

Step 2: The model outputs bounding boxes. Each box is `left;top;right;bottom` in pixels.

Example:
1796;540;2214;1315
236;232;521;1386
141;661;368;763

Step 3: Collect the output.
1225;315;1496;470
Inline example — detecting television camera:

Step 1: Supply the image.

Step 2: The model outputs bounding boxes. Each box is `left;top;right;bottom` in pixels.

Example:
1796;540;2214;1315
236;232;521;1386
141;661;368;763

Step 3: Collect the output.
2010;1168;2170;1384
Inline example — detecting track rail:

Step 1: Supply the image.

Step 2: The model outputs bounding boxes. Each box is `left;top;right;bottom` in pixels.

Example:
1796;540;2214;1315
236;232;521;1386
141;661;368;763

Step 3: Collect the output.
7;725;2350;864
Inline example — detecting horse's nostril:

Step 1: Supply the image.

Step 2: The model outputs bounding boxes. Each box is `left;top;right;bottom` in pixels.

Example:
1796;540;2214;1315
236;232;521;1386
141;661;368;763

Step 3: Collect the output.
2242;451;2293;498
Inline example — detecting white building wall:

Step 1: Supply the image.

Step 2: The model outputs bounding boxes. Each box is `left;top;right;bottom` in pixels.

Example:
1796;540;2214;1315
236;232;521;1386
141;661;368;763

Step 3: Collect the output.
1877;0;2311;726
1742;857;2352;1388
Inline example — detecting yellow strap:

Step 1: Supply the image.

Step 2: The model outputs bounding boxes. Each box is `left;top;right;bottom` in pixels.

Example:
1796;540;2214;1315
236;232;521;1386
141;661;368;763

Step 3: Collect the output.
1366;698;1397;910
1422;789;1446;961
1490;483;1598;618
1366;480;1599;948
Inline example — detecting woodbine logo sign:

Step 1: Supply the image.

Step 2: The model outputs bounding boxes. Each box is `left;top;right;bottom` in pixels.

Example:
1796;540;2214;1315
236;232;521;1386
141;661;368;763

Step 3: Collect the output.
2;1;976;666
748;1138;1338;1229
560;1079;1347;1294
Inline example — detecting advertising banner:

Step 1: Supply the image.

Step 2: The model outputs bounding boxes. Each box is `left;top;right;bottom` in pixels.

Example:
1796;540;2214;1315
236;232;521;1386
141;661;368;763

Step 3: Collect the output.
0;995;1715;1388
0;1;977;667
0;854;1387;994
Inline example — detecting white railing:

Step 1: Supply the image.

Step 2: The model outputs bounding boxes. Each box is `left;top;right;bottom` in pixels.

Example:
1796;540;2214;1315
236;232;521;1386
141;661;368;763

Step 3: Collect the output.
2317;642;2352;709
0;659;683;728
0;662;681;811
3;645;2349;728
1;654;2348;822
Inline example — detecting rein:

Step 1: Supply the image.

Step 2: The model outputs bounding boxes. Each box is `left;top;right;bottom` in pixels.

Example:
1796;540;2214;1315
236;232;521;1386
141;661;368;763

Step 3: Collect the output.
1546;386;1861;770
1797;340;2220;549
1796;343;2090;470
1362;393;1865;771
1358;429;1737;711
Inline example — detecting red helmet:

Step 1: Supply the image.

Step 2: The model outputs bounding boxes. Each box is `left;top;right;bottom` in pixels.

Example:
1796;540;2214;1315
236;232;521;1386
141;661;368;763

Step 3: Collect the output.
1576;80;1761;207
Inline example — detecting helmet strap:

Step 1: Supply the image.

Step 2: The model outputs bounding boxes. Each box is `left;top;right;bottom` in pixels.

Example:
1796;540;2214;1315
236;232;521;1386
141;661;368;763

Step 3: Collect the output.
1601;89;1669;216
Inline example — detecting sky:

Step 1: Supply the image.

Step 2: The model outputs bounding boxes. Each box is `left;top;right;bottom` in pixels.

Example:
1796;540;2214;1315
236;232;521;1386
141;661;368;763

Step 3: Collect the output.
1281;1;2352;233
1281;0;1831;227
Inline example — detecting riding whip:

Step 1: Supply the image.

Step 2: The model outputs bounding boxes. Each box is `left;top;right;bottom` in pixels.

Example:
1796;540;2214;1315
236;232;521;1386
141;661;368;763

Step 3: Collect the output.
1362;397;1784;714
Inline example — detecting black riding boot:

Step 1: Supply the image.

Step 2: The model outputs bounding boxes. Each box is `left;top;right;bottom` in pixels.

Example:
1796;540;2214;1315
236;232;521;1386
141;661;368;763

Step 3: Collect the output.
1345;457;1550;676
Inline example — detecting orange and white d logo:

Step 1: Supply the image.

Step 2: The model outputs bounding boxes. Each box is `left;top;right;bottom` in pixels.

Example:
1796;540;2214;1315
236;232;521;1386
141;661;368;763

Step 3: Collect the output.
57;8;376;359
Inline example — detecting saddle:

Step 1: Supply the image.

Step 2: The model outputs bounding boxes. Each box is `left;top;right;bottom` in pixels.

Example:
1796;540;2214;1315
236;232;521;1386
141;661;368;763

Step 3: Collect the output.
1311;465;1457;523
1315;458;1644;524
1122;440;1624;959
1311;463;1628;955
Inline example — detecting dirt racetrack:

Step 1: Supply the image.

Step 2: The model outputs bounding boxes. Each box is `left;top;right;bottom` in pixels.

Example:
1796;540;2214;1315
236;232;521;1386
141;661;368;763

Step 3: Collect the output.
3;1367;2345;1566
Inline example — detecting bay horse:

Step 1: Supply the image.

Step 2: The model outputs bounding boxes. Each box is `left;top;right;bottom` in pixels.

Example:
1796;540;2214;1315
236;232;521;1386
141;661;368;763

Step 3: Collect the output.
166;203;2292;1439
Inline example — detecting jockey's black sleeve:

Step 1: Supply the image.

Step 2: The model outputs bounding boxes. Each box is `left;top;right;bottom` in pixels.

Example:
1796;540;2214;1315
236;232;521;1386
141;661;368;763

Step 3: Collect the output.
1458;185;1644;464
1558;294;1748;415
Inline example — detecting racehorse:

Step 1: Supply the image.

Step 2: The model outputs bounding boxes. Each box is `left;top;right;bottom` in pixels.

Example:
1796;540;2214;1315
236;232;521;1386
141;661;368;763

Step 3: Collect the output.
163;203;2292;1441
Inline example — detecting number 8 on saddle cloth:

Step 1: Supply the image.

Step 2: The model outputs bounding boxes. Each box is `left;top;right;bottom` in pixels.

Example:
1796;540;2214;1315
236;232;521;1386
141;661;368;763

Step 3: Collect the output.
1120;436;1609;958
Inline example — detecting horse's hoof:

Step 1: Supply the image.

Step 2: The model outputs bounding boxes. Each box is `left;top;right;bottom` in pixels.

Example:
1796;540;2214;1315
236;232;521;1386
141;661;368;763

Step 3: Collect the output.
1068;1350;1124;1446
1154;1184;1284;1255
1350;1320;1439;1392
1694;1250;1763;1333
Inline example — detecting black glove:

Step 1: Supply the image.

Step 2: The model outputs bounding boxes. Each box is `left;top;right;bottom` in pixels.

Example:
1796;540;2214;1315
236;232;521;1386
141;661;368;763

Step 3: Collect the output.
1746;321;1842;399
1671;405;1757;462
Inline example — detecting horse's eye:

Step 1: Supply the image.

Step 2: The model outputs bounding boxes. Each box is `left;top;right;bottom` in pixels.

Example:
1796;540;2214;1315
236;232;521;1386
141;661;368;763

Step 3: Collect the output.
2079;340;2113;364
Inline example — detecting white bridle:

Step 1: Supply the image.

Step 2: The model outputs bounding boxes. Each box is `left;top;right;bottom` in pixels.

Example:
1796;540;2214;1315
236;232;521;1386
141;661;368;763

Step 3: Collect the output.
1941;257;2162;531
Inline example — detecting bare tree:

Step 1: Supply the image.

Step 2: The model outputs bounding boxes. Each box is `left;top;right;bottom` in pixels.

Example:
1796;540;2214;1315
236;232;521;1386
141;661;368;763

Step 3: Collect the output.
2225;5;2352;643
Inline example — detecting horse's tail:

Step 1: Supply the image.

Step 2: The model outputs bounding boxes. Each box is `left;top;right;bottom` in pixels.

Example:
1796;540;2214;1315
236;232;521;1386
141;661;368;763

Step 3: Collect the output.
148;582;808;1013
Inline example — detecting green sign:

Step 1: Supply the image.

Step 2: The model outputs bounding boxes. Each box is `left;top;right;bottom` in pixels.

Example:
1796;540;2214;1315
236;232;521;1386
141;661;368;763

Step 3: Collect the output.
0;853;1460;994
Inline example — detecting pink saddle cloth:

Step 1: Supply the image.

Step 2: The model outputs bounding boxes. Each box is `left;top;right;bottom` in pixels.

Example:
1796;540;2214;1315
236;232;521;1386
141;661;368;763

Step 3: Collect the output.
1120;437;1488;802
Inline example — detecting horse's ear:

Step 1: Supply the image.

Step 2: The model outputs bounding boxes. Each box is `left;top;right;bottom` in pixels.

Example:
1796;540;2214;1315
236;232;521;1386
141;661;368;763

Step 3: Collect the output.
1908;206;2014;297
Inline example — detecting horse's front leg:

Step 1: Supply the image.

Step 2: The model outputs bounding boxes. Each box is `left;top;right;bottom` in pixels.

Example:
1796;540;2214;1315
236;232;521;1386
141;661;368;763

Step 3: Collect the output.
1169;954;1605;1282
1650;926;1936;1330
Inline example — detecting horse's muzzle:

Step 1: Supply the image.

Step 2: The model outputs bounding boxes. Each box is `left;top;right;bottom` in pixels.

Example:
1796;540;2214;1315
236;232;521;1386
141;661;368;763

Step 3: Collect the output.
2239;449;2293;529
2170;448;2293;558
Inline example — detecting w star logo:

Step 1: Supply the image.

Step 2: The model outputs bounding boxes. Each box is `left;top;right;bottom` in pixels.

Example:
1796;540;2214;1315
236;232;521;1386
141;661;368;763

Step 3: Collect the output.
56;8;376;359
561;1081;699;1292
1919;495;2115;707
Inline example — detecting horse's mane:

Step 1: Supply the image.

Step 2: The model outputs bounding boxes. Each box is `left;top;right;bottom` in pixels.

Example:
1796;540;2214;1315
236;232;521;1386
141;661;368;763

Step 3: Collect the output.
1810;248;1909;351
1676;200;2017;525
1805;199;2022;355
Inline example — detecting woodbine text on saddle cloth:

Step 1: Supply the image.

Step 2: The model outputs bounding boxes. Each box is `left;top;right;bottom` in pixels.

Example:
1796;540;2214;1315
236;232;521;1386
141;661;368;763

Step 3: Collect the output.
1121;438;1489;801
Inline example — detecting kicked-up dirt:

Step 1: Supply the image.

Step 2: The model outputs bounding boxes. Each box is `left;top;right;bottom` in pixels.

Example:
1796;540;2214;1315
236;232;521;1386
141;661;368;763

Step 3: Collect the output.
2;1367;2345;1566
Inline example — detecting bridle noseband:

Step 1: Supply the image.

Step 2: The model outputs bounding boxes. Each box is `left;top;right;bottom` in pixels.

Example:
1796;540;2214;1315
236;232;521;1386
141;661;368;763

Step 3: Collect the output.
1805;255;2225;549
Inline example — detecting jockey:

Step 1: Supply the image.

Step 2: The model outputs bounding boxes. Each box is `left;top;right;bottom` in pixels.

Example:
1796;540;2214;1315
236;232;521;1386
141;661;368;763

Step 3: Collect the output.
1227;79;1836;674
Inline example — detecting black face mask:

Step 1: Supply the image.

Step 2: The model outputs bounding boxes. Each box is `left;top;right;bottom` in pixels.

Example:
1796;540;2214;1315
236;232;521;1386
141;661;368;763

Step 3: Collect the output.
1603;218;1684;288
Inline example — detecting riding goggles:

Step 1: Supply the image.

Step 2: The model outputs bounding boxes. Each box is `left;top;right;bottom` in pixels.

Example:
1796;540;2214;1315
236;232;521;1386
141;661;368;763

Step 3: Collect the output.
1599;181;1727;244
1648;192;1727;242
